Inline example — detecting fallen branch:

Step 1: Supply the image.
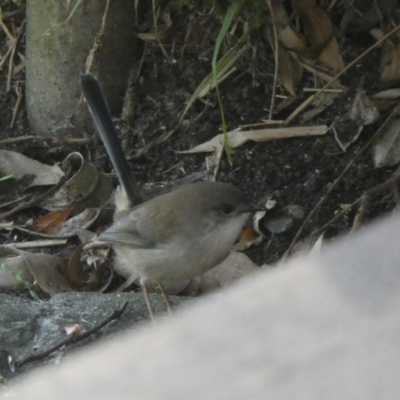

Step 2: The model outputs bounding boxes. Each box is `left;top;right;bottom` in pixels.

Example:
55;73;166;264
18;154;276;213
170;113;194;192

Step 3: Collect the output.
13;301;128;369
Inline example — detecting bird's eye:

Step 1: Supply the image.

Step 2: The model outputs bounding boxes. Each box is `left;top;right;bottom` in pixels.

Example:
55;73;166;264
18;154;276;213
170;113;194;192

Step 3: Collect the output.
221;204;235;215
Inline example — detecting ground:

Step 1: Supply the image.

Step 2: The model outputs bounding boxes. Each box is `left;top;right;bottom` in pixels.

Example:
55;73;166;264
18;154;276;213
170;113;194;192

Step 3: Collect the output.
0;0;399;380
0;2;397;270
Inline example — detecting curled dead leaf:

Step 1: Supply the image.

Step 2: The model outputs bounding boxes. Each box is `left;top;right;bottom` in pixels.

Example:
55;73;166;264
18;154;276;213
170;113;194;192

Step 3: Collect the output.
41;152;113;214
68;243;113;292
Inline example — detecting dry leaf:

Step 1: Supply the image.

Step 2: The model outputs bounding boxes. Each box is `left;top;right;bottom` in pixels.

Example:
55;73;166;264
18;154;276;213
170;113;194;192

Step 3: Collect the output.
0;251;33;287
271;0;307;51
277;46;303;95
302;91;339;122
7;208;101;239
269;0;306;94
332;91;379;151
380;33;400;87
203;251;260;287
32;203;75;234
317;36;345;73
372;89;400;100
293;0;333;51
294;0;344;71
0;246;71;295
41;152;113;214
373;118;400;167
0;149;64;186
68;244;113;292
53;208;101;238
180;125;328;153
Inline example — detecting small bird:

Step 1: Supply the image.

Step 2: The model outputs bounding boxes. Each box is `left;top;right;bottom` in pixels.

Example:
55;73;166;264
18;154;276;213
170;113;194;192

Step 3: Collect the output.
80;73;262;319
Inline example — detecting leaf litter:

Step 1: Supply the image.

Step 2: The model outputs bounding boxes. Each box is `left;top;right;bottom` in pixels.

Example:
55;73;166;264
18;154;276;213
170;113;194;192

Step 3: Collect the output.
1;1;400;302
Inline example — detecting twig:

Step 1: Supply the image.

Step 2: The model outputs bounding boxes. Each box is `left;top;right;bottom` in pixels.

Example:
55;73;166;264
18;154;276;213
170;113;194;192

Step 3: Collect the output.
285;103;400;256
10;82;23;128
0;136;92;147
13;301;128;369
7;20;25;93
4;239;68;249
266;0;279;120
135;42;147;81
0;44;13;70
311;197;362;237
85;0;110;72
0;171;71;221
0;20;14;41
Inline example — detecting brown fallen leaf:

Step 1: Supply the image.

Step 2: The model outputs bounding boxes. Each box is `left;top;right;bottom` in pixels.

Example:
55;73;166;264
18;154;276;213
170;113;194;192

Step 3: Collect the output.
293;0;333;54
4;208;102;239
317;36;345;74
292;0;344;72
32;203;75;234
271;0;307;52
380;31;400;87
269;0;307;95
277;45;303;96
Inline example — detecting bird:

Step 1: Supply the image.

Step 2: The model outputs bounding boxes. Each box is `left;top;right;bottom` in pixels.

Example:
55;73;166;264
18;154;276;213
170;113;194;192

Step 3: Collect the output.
80;73;262;320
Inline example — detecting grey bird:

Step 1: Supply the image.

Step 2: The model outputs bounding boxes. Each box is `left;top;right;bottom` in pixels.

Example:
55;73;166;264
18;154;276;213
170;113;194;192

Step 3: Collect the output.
80;73;262;319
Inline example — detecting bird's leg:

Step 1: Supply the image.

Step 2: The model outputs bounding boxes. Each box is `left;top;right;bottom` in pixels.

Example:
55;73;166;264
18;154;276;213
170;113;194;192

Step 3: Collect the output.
141;283;156;322
158;283;174;315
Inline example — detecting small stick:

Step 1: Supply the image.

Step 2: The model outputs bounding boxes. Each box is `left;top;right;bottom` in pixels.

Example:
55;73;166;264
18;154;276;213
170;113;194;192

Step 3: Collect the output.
10;82;23;128
7;20;25;93
266;0;279;120
0;135;92;147
0;172;70;221
13;301;128;369
4;239;68;249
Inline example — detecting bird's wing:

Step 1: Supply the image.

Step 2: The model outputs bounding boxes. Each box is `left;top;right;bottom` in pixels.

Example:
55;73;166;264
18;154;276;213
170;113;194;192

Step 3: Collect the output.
98;214;156;249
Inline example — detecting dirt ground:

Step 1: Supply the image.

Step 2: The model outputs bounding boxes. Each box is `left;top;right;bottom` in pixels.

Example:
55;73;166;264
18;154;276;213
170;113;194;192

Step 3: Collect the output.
0;2;397;269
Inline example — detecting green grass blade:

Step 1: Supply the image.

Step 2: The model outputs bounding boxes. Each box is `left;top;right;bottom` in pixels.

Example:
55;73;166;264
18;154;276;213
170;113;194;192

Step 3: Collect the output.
212;0;247;165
